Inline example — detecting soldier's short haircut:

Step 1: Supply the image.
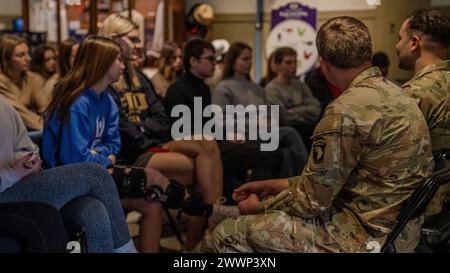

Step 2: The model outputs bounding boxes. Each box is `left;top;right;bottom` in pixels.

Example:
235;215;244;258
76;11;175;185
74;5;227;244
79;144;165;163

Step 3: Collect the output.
273;47;297;64
316;16;373;69
407;9;450;48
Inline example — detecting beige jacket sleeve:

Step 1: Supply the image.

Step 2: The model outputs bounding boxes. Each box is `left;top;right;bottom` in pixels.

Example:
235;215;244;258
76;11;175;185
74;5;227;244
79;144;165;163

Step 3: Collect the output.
0;76;43;131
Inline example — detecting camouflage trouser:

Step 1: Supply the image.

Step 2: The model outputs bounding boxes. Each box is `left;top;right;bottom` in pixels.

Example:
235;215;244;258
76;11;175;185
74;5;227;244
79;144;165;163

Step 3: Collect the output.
394;216;424;253
426;183;450;217
199;211;344;253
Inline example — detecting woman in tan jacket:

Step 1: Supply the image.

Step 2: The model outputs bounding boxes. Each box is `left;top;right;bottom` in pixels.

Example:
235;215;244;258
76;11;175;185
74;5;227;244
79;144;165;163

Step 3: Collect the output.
41;39;80;109
150;42;183;99
0;35;47;131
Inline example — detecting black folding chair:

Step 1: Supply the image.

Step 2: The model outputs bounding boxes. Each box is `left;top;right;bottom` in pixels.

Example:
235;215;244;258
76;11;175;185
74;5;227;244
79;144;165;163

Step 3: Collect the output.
381;151;450;253
420;207;450;252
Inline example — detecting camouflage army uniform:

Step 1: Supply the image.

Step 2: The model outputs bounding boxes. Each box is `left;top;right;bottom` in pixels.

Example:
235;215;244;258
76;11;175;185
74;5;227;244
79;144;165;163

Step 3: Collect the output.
403;60;450;216
201;67;433;253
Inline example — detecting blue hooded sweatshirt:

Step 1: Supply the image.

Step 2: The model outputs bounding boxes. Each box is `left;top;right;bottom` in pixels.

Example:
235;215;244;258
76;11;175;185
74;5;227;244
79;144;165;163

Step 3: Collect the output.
42;88;121;168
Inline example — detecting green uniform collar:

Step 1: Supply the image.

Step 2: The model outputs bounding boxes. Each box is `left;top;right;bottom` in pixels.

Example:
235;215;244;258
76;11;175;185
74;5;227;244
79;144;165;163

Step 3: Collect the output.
347;66;382;90
404;60;450;87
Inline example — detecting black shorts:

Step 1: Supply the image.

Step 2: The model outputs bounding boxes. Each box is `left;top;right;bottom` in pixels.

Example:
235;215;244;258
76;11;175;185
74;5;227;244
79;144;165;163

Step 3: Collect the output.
133;151;155;168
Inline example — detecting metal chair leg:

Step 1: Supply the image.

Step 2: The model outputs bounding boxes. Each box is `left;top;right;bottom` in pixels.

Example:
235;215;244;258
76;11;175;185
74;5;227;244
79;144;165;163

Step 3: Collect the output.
164;206;184;246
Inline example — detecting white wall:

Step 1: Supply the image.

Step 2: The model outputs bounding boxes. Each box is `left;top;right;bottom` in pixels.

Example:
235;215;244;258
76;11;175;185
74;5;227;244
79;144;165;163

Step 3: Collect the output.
431;0;450;6
0;0;22;15
186;0;378;14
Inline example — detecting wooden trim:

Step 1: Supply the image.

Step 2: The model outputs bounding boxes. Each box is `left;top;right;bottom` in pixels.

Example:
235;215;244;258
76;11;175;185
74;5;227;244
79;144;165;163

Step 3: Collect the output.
128;0;134;18
22;0;30;31
56;0;61;43
163;0;170;42
89;0;98;34
170;0;185;45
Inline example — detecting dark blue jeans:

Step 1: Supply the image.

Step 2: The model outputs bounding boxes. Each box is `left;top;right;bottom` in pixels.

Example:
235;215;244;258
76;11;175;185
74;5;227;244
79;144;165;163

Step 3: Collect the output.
278;126;309;177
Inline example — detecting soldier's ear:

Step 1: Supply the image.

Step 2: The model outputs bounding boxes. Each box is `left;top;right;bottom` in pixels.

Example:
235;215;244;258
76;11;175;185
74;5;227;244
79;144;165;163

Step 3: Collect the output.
410;35;421;52
319;57;324;66
319;57;331;73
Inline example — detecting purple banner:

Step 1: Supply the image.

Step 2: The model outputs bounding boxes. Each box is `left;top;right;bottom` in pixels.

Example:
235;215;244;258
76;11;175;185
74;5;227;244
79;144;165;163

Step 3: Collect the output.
271;2;317;29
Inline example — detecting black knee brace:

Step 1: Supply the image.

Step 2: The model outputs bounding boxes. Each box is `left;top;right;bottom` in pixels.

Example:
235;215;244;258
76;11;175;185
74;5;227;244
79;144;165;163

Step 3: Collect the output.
160;180;186;209
112;166;147;199
149;182;212;218
181;189;213;218
112;166;212;217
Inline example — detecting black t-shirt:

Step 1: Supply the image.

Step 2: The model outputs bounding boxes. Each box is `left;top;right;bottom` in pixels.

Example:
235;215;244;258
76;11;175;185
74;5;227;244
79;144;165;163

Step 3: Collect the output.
164;71;212;131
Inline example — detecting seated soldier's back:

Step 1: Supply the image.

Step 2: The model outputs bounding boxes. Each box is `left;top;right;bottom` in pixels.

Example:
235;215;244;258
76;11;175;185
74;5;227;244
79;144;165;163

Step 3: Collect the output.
318;67;433;252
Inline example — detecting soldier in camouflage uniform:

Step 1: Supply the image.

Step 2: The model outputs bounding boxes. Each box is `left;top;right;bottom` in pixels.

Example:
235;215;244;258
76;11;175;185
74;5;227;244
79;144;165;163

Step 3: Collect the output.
198;16;433;253
396;9;450;217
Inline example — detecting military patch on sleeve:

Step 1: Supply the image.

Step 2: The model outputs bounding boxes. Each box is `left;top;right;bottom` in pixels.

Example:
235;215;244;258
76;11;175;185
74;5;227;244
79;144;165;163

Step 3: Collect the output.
309;114;342;166
312;137;326;164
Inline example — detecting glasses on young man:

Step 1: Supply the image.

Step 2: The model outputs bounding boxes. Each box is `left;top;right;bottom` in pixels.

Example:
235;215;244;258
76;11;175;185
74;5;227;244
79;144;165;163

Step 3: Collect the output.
199;56;217;63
